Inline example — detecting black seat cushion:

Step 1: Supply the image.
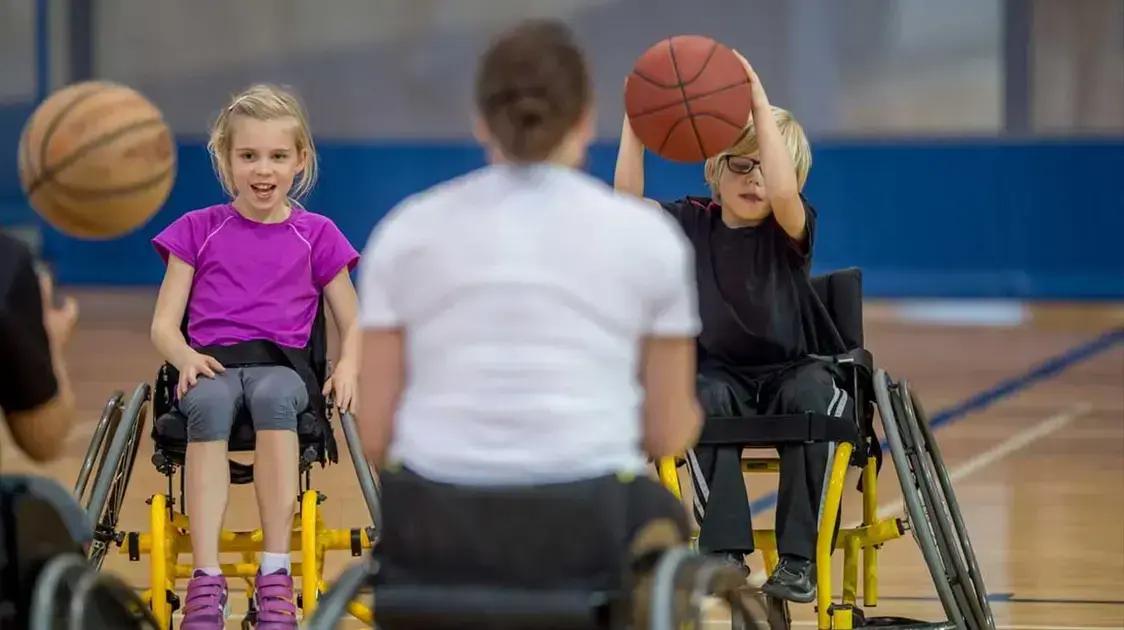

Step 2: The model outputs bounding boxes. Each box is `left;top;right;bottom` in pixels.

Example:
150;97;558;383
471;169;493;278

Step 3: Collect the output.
374;584;611;630
153;408;325;454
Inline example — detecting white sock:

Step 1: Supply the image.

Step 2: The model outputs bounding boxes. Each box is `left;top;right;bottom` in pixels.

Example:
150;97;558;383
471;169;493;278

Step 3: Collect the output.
261;552;291;576
197;566;222;577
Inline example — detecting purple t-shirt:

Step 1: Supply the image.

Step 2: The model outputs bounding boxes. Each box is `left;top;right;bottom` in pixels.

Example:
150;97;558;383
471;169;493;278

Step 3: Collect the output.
153;204;359;349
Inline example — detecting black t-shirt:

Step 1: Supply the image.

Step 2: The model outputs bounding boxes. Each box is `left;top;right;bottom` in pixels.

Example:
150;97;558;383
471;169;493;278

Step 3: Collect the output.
0;233;58;418
661;196;824;370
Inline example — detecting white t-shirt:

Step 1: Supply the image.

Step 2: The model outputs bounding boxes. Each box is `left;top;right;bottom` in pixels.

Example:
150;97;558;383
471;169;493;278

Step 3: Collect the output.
358;163;699;485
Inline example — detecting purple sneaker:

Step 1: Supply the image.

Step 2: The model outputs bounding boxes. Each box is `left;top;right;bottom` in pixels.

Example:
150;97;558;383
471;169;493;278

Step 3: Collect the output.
252;568;298;628
181;570;228;629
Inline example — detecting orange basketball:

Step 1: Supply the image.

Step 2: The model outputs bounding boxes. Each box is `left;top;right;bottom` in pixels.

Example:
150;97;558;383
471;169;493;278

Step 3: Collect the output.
625;35;751;162
17;81;176;239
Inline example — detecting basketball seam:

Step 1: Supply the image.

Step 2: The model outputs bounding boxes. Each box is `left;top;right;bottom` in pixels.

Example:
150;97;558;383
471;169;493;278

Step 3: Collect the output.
627;79;751;119
34;85;108;185
26;118;167;197
666;39;708;161
678;38;721;85
40;163;175;200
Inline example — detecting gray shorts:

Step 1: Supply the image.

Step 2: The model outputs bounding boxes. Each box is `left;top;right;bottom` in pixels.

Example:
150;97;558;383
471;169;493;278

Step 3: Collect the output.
178;365;308;442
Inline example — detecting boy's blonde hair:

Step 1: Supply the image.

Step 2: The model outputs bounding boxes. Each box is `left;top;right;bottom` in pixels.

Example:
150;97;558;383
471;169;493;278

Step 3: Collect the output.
207;84;318;200
704;105;812;199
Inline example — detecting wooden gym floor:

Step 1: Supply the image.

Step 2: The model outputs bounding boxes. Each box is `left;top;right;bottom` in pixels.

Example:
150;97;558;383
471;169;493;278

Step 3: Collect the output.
2;289;1122;629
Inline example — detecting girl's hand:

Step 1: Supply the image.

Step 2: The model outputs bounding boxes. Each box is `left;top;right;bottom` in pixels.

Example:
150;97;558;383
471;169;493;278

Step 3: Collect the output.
176;351;225;397
323;358;358;414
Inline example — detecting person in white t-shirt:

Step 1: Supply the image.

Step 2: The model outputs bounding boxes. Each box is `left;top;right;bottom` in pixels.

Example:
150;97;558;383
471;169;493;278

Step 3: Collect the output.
355;19;703;584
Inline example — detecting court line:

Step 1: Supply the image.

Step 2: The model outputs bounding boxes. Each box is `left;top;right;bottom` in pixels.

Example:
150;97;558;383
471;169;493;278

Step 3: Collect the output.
749;326;1124;513
786;624;1119;630
866;402;1090;522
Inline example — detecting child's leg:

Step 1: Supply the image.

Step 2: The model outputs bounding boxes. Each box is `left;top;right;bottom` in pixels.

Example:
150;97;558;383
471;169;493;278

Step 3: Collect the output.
179;370;243;571
760;361;851;602
178;370;241;629
692;370;757;557
242;367;306;563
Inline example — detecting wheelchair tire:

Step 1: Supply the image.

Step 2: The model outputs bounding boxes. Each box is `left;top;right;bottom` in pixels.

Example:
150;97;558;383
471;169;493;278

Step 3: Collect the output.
874;370;966;630
84;383;150;570
649;547;770;630
74;392;124;504
899;382;995;630
29;553;90;630
303;557;374;630
340;411;382;534
67;568;161;630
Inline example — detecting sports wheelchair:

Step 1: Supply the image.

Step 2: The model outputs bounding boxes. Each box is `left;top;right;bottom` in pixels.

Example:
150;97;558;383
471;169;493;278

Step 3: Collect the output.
306;470;773;630
655;268;994;630
2;474;157;630
73;298;382;628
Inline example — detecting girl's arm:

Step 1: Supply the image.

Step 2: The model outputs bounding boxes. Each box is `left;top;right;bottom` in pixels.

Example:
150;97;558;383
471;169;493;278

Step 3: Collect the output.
322;268;361;412
150;255;224;396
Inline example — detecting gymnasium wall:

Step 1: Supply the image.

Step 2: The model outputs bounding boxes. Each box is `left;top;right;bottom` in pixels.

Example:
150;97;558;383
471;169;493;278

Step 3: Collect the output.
1;0;1122;298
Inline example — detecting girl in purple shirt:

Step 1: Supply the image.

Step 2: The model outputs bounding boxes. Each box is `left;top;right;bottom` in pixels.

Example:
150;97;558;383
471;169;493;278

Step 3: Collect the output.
150;84;359;629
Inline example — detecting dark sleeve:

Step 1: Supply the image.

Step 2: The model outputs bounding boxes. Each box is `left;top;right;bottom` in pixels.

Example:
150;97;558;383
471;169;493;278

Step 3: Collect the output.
659;196;711;236
783;195;817;266
0;242;58;414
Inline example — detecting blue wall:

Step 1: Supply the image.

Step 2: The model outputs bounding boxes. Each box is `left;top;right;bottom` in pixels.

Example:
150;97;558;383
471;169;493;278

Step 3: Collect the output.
4;123;1123;298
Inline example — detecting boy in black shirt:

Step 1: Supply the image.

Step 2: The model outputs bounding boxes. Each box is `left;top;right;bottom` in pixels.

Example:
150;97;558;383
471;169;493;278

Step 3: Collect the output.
615;53;850;603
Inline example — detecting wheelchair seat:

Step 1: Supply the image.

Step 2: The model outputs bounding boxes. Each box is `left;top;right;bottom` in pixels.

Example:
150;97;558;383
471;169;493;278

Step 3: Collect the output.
149;296;339;481
152;407;328;453
696;267;875;455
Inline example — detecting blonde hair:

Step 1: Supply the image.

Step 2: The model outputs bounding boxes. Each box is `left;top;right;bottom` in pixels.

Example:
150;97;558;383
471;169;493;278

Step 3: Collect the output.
207;84;318;200
704;105;812;198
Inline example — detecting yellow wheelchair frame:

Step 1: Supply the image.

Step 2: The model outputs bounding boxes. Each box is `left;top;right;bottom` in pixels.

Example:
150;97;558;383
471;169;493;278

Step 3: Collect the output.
79;381;383;628
657;448;905;630
132;489;375;628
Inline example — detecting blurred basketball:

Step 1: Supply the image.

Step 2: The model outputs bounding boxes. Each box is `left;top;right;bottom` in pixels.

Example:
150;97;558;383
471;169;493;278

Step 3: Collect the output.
625;35;751;163
17;80;176;239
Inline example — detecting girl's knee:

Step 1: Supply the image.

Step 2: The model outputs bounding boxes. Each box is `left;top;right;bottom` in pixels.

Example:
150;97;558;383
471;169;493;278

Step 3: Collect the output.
181;377;239;442
245;367;307;432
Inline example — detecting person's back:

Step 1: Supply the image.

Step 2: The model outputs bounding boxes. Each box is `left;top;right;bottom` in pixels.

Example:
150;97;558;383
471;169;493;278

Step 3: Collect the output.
366;162;693;483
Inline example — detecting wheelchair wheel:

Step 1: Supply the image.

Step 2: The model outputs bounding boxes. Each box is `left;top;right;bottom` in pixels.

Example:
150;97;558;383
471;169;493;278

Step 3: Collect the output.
303;557;374;630
67;568;161;630
874;370;966;630
84;383;150;570
74;392;124;503
650;547;769;630
29;553;90;630
899;382;995;630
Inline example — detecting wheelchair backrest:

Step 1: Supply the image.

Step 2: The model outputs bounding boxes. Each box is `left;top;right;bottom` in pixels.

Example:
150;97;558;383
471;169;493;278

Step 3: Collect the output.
376;470;630;591
810;268;864;351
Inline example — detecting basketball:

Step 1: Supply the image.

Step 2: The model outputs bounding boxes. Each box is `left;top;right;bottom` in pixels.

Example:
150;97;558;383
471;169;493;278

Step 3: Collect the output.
17;80;176;240
624;35;752;163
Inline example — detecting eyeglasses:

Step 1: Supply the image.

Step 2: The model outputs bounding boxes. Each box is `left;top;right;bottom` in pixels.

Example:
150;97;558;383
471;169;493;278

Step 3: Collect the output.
724;155;762;176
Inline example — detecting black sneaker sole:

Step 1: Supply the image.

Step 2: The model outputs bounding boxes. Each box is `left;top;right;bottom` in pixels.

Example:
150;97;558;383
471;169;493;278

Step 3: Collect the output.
761;580;817;604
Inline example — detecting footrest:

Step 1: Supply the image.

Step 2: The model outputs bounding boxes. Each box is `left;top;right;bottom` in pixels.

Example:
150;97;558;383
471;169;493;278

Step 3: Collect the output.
697;413;858;447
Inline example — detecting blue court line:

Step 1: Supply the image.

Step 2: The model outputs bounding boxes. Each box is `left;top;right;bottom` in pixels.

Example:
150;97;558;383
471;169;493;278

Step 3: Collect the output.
749;326;1124;514
876;593;1124;606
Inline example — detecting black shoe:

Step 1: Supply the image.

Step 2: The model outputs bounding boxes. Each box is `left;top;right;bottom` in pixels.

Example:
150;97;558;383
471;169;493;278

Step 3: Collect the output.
762;556;816;603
